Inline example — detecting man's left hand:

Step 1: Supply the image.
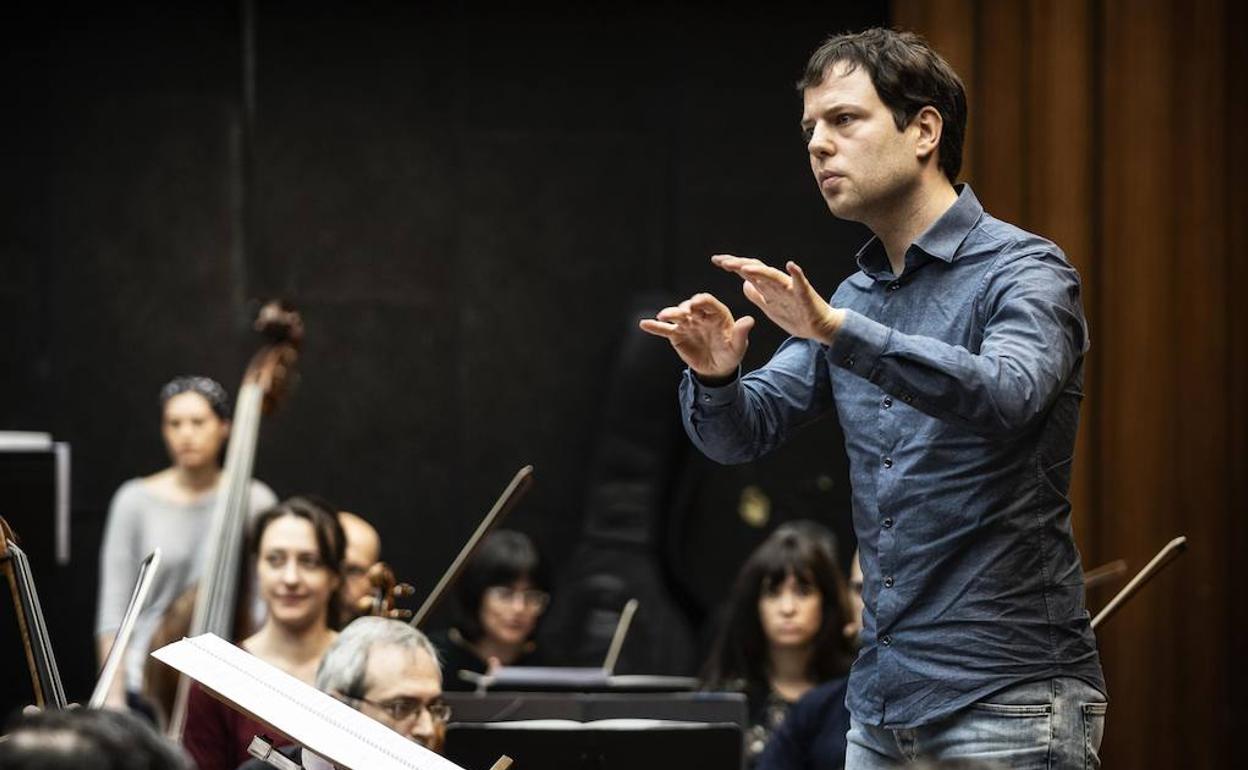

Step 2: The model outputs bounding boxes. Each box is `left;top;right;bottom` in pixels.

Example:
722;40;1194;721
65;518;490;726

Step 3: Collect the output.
711;254;844;345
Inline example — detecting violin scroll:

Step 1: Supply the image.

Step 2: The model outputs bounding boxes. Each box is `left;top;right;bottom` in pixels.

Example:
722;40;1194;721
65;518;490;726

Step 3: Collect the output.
356;562;415;621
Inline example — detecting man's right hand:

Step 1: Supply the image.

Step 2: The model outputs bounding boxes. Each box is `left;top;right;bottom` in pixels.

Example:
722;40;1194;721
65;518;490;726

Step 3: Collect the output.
638;292;754;381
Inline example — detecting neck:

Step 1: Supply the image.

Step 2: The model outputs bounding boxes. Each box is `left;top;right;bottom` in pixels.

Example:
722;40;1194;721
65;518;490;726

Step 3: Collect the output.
253;617;333;664
767;643;814;703
472;636;526;667
867;175;959;277
172;463;221;492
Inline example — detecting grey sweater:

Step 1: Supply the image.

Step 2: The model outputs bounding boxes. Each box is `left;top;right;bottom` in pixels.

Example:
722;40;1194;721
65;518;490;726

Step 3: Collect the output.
95;477;277;691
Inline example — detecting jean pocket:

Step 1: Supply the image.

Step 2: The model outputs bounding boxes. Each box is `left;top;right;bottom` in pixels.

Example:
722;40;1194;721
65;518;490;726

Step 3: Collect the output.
969;701;1053;717
957;701;1052;767
1082;702;1107;769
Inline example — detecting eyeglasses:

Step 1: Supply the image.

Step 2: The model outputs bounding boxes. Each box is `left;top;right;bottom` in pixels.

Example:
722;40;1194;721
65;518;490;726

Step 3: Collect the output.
484;585;549;611
346;695;451;724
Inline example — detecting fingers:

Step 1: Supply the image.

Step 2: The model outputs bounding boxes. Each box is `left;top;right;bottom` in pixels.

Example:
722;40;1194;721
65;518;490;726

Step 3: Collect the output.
713;254;792;294
638;318;678;339
640;292;734;339
731;315;755;350
742;280;767;308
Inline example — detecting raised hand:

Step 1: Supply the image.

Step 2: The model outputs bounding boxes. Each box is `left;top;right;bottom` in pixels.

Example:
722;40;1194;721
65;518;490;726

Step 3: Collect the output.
639;292;754;380
711;254;844;344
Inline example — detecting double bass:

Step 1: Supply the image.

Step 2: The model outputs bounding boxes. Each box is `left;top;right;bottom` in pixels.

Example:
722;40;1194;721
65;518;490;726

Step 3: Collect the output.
145;301;302;736
1;516;67;711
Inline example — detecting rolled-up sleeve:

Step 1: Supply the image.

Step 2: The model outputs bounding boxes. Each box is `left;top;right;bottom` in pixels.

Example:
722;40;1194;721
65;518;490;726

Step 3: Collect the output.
680;336;834;464
829;250;1086;436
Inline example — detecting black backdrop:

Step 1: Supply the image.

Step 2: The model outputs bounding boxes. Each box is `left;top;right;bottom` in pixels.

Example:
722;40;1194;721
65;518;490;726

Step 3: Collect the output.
2;1;884;704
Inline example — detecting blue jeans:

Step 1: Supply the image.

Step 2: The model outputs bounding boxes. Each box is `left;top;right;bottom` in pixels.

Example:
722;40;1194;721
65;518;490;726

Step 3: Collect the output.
846;678;1107;769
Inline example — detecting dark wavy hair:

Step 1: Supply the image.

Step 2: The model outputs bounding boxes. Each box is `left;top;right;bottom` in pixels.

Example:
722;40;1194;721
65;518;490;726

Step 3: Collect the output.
701;522;854;694
0;707;189;769
798;28;968;183
452;529;548;644
250;495;348;630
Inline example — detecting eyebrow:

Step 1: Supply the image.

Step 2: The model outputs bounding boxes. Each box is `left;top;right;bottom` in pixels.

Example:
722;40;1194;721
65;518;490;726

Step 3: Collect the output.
800;102;864;126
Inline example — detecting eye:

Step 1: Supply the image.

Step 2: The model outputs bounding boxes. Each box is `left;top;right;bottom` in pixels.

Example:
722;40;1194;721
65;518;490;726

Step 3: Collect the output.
800;126;814;143
264;553;285;568
297;554;324;570
835;113;854;126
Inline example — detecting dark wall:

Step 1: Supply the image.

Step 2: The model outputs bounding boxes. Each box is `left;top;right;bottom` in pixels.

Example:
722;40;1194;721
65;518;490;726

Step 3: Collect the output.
2;1;884;702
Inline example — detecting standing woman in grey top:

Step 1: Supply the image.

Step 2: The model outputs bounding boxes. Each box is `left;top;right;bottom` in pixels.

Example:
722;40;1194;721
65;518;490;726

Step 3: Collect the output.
94;376;277;711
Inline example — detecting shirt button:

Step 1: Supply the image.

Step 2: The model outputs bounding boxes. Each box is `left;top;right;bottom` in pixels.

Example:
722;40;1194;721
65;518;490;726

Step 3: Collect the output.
882;456;893;468
884;576;895;588
901;392;914;404
843;355;856;368
702;394;711;402
882;396;892;408
880;634;892;647
887;281;901;292
882;517;894;528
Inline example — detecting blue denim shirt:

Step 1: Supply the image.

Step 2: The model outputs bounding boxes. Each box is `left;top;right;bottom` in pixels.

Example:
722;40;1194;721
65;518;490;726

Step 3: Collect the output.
681;186;1105;729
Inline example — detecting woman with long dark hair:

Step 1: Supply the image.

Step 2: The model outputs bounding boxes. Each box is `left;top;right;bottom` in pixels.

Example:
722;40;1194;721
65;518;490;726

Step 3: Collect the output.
182;496;345;770
702;522;854;766
429;529;549;690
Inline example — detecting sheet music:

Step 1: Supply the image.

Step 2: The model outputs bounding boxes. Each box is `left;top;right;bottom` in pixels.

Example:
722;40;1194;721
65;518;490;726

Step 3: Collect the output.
152;634;466;770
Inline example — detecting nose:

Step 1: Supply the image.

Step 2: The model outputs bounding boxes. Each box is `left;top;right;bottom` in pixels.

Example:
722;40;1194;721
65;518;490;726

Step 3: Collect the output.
808;122;835;158
778;593;797;614
281;560;301;584
409;710;435;744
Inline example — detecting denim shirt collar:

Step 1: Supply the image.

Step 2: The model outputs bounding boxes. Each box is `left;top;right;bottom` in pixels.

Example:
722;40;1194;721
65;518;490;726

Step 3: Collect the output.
854;184;984;280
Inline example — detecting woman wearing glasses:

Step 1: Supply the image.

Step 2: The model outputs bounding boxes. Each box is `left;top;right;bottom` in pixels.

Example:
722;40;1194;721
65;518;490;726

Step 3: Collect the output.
430;529;550;690
182;496;345;770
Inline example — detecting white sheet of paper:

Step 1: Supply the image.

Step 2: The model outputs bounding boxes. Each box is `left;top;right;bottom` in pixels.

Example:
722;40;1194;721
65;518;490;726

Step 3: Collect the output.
152;633;466;770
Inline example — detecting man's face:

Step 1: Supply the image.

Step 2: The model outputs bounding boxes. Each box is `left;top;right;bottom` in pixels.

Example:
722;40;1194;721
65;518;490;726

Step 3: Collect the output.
356;644;445;752
801;64;923;223
338;513;381;617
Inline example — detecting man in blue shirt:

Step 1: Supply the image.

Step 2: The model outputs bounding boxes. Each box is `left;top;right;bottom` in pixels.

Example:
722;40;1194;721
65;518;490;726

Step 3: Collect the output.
640;28;1106;769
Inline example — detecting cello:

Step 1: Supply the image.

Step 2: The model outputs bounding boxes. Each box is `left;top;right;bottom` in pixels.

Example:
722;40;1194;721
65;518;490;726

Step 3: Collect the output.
144;300;303;737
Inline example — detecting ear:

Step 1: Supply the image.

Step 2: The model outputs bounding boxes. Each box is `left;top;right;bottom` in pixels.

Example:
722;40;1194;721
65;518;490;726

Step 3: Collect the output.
912;105;944;166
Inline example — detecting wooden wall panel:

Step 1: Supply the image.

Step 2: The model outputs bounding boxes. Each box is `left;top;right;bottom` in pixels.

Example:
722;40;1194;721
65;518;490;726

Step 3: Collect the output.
1024;1;1096;545
891;1;1243;766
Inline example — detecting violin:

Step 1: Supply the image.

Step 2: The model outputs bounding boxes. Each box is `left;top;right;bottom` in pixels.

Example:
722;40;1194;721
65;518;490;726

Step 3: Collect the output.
1;516;67;710
145;300;303;736
357;561;415;620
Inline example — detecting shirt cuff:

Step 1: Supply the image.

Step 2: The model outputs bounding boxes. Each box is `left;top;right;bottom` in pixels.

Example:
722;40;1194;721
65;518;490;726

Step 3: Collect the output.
684;367;742;407
828;309;891;378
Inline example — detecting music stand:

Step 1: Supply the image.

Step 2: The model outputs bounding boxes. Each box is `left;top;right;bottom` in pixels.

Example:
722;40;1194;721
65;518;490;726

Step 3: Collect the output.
444;720;742;770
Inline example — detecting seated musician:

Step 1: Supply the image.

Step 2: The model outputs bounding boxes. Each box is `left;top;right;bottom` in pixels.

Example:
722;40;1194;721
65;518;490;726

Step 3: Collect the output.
335;510;382;625
95;376;277;712
0;707;191;770
701;522;854;768
236;616;448;768
757;547;864;770
182;496;345;770
429;529;549;690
